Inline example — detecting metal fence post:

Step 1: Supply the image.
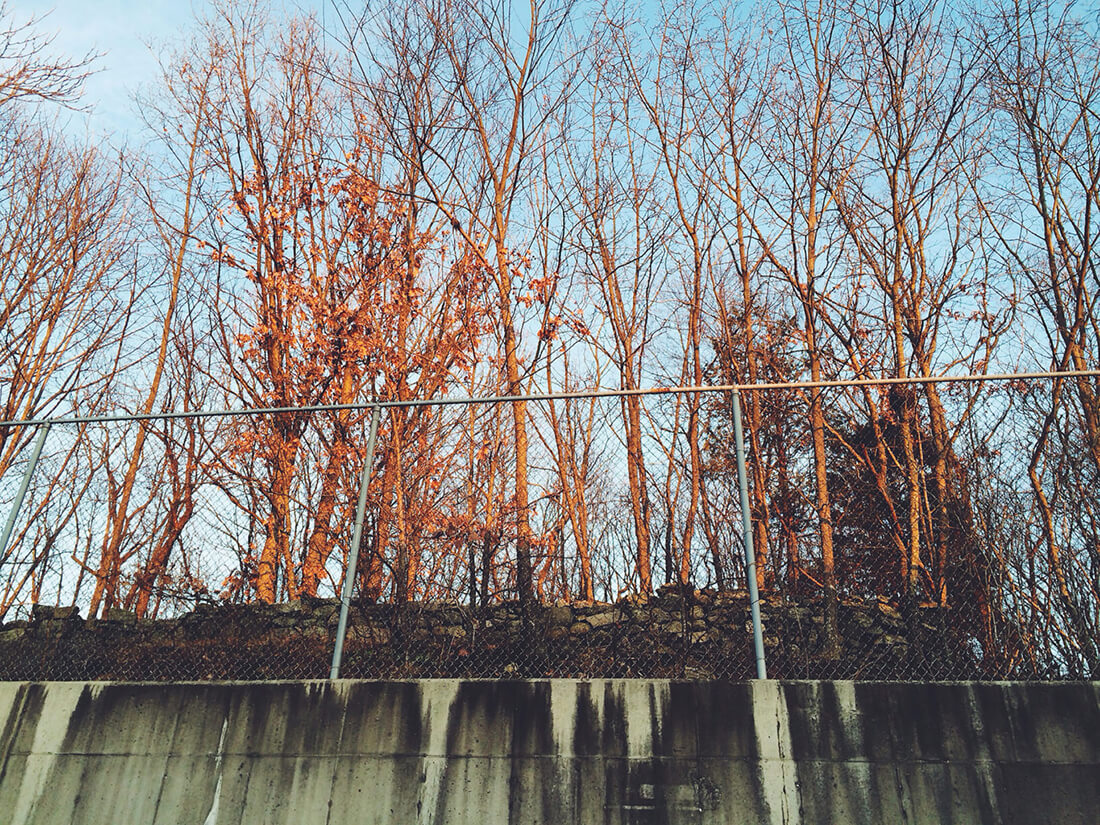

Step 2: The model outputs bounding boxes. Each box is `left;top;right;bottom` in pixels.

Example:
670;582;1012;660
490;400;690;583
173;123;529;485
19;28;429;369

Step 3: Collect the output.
0;423;51;560
731;390;767;679
330;405;381;679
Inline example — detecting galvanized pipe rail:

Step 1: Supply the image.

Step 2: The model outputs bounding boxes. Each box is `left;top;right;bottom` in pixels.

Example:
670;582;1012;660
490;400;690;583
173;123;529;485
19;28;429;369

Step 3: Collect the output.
0;369;1095;430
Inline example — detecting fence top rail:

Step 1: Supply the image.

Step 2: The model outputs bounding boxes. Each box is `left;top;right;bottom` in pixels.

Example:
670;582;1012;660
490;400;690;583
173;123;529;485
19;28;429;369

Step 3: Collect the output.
0;368;1097;430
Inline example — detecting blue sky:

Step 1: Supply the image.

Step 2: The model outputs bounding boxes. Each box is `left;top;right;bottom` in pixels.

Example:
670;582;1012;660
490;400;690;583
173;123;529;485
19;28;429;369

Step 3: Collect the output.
18;1;330;139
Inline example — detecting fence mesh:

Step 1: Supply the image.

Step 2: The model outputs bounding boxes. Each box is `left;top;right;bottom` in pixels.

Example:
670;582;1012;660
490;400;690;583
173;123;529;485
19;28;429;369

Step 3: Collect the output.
0;374;1097;680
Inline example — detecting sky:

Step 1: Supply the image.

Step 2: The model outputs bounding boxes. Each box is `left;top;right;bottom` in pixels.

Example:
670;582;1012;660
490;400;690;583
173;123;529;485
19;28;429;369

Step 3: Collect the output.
17;1;331;141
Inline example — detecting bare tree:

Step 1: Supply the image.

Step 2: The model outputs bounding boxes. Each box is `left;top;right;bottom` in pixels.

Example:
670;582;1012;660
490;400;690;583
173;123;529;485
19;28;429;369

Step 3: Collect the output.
0;119;132;620
555;26;669;594
983;0;1100;674
86;53;217;617
0;2;94;109
829;0;999;617
348;0;578;603
608;5;726;587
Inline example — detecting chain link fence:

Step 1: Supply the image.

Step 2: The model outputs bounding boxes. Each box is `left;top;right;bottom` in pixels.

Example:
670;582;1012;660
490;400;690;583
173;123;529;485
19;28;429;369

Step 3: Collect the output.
1;372;1097;680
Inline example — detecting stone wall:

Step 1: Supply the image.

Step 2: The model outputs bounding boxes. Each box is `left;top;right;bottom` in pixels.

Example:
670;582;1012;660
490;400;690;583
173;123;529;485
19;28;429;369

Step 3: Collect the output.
0;586;975;681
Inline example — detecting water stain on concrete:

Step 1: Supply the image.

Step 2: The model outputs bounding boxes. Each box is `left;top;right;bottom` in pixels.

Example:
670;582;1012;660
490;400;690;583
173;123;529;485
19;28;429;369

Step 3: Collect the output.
0;680;1097;824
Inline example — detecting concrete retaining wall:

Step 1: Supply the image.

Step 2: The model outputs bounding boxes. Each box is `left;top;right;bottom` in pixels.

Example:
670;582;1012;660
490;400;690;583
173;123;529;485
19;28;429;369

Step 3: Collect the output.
1;680;1097;824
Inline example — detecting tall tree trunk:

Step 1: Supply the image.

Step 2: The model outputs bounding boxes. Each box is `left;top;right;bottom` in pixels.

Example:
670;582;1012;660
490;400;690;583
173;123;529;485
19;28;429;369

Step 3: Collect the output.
499;290;533;602
623;394;653;594
257;442;295;603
